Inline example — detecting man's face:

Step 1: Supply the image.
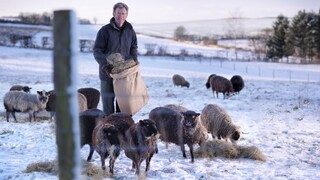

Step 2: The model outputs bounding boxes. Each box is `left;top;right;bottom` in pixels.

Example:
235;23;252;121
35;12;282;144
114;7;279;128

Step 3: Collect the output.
113;7;128;27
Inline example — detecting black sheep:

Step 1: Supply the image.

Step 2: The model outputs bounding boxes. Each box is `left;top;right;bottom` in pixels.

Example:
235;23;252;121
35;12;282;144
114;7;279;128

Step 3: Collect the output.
79;108;105;161
230;75;244;94
78;87;100;109
149;107;208;162
9;85;32;93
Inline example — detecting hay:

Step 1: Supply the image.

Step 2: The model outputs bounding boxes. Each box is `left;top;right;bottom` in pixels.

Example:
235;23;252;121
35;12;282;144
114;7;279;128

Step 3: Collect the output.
194;140;266;161
24;160;58;174
24;160;112;179
106;53;137;74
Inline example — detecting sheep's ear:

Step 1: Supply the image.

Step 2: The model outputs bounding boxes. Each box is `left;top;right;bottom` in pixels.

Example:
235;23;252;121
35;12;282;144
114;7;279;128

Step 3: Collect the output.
139;120;145;125
37;91;41;95
46;91;51;96
195;113;200;117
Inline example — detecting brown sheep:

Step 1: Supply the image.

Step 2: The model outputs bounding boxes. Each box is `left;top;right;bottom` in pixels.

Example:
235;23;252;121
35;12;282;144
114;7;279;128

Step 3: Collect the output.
92;112;134;174
209;75;234;99
201;104;241;143
172;74;190;88
124;119;158;175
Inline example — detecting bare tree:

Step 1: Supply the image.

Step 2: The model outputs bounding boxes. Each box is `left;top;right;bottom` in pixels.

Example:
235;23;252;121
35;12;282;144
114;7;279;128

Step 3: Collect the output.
224;9;245;60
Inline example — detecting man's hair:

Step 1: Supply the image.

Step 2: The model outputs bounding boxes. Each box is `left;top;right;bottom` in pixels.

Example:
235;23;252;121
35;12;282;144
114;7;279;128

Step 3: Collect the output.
113;2;129;12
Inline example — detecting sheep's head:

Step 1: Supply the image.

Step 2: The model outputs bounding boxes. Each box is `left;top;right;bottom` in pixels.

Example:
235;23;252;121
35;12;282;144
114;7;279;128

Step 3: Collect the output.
139;119;158;138
23;86;32;93
100;123;120;145
37;90;50;103
181;111;200;135
231;129;241;143
185;81;190;88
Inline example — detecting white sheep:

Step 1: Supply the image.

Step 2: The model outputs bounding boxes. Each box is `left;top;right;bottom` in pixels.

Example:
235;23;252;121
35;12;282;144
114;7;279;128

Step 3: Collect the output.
3;90;50;122
200;104;241;143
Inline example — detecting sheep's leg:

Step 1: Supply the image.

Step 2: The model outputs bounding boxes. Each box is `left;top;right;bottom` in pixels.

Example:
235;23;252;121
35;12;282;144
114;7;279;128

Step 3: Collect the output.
109;157;116;174
87;145;94;162
180;144;187;158
188;143;194;163
100;152;108;170
32;111;36;122
146;153;154;172
216;92;219;98
135;160;142;175
6;111;11;122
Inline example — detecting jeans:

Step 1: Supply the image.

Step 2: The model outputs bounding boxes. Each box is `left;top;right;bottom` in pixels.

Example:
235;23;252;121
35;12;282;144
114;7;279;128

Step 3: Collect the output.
100;79;120;115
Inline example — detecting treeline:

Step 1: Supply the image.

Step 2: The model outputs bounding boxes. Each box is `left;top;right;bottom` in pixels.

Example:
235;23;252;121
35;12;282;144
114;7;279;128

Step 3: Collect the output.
0;12;92;25
266;10;320;64
174;26;217;46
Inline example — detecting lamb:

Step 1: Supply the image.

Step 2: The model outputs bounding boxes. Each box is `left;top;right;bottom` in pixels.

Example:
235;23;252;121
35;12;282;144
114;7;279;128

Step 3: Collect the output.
77;87;100;109
124;119;158;175
92;112;134;174
208;75;234;99
45;90;88;120
200;104;241;143
149;107;208;162
172;74;190;88
79;108;105;162
9;85;32;93
205;74;216;89
3;90;50;122
230;75;245;94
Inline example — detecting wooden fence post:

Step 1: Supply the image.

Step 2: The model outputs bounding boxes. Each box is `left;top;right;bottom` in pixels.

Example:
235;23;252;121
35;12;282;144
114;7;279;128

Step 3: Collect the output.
53;10;80;180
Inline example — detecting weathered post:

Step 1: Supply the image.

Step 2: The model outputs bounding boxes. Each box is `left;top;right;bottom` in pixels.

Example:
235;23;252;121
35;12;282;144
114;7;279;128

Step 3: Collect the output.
53;10;80;180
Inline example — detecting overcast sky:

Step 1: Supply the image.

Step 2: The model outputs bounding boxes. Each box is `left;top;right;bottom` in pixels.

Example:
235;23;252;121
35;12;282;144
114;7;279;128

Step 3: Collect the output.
1;0;319;24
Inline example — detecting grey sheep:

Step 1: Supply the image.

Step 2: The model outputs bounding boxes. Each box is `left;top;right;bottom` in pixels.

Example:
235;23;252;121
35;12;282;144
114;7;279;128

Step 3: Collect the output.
92;112;134;174
201;104;241;143
45;90;88;120
230;75;245;94
9;85;32;93
78;87;100;109
3;90;50;122
163;104;188;112
79;108;105;162
124;119;158;175
172;74;190;88
208;75;234;99
149;107;208;162
194;140;266;161
205;74;216;89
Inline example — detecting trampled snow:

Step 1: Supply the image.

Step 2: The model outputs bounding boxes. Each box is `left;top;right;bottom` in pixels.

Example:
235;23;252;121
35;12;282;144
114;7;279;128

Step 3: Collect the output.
0;32;320;179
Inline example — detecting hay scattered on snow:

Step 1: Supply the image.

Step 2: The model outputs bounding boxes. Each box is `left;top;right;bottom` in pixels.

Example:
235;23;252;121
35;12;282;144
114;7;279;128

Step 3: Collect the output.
194;140;266;161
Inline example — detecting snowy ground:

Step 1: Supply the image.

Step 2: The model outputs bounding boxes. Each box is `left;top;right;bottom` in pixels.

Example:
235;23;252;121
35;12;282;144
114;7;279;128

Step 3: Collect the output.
0;45;320;179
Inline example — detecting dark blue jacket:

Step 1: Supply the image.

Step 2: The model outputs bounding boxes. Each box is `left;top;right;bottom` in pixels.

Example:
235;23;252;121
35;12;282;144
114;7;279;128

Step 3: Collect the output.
93;18;138;80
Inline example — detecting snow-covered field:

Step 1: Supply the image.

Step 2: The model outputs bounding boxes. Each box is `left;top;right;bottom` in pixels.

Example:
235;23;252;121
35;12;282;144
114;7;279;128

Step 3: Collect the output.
0;42;319;179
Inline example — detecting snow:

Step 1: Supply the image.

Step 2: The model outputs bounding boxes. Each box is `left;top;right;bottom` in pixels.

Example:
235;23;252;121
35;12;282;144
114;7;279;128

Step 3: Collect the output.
0;26;320;179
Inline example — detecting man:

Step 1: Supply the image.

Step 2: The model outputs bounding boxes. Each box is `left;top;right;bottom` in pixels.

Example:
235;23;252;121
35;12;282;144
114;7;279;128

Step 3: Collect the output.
93;2;138;115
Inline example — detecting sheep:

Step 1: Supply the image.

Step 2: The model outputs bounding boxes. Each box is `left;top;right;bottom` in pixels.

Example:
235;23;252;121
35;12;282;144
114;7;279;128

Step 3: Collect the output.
200;104;241;143
3;90;50;122
79;108;105;162
205;74;216;89
230;75;245;94
149;107;208;162
77;87;100;109
124;119;158;175
208;75;234;99
172;74;190;88
194;139;266;161
163;104;188;112
9;85;32;93
45;90;88;120
92;112;134;174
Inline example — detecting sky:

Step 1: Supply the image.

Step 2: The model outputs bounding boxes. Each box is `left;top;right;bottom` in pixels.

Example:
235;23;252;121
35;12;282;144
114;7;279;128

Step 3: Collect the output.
0;0;319;24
